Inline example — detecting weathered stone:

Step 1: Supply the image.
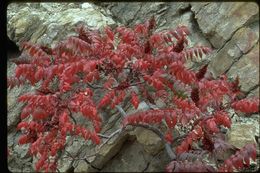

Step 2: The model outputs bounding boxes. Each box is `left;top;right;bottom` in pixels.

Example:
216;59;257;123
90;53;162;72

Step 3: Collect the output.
87;132;130;171
236;26;259;54
190;2;210;14
137;101;150;111
193;2;259;48
135;3;168;24
227;43;259;92
8;141;33;172
145;150;171;172
209;27;259;77
247;86;259;98
7;2;115;47
133;127;164;155
228;123;257;149
7;5;49;44
101;139;153;172
109;2;142;25
74;160;92;172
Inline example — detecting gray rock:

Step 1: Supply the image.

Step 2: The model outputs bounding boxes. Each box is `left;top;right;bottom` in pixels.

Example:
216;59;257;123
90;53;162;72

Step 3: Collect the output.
209;26;259;77
247;87;259;98
193;2;259;48
74;160;92;172
145;150;171;172
228;123;258;149
7;2;115;47
101;139;153;172
227;43;259;92
133;127;164;155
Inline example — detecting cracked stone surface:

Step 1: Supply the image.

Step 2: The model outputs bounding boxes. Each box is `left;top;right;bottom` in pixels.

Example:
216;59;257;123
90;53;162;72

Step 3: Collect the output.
100;139;154;172
7;2;259;172
209;26;259;77
227;42;259;93
228;123;258;149
192;2;259;49
7;3;115;47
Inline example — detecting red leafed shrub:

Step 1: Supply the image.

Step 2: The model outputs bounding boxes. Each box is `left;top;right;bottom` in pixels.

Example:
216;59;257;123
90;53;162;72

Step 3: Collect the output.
218;144;257;172
8;16;259;172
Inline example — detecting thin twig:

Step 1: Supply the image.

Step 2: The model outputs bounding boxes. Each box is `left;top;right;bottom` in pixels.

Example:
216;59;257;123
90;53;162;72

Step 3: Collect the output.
111;81;145;89
87;82;103;89
97;133;110;139
115;105;127;117
67;108;77;124
97;128;123;149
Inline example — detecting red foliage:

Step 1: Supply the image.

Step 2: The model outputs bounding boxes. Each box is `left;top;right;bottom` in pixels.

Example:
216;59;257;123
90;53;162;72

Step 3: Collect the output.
123;109;177;128
218;144;257;172
131;91;140;109
176;125;203;154
8;17;258;172
231;98;259;114
196;64;208;81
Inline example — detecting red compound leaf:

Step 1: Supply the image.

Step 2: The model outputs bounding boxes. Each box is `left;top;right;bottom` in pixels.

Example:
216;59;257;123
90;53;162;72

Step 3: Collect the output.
143;74;165;90
164;110;177;129
20;105;32;119
149;33;163;48
7;76;26;89
231;98;259;114
123;109;177;127
176;125;203;154
213;110;231;128
90;132;101;145
191;87;199;106
17;122;29;130
196;64;208;81
104;26;114;41
110;90;126;109
169;61;196;85
103;76;116;89
218;144;257;172
165;130;173;143
32;108;49;120
66;37;92;55
131;91;139;109
98;90;115;108
205;118;219;134
18;135;31;145
180;46;211;60
22;42;51;67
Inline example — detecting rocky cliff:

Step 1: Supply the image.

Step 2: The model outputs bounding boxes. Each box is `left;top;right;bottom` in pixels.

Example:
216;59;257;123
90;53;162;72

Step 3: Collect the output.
7;2;259;172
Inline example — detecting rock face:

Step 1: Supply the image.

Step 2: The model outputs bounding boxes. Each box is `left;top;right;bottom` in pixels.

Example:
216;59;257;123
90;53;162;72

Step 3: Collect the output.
228;123;258;149
227;43;259;93
7;3;115;48
191;2;259;49
132;127;164;155
7;2;259;172
209;26;259;78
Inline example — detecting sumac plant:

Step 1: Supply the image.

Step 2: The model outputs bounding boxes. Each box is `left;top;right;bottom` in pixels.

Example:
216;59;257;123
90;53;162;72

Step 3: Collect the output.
8;17;259;172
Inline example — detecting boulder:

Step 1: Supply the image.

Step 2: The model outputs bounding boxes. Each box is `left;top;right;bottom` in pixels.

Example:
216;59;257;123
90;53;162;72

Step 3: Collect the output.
227;43;259;92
